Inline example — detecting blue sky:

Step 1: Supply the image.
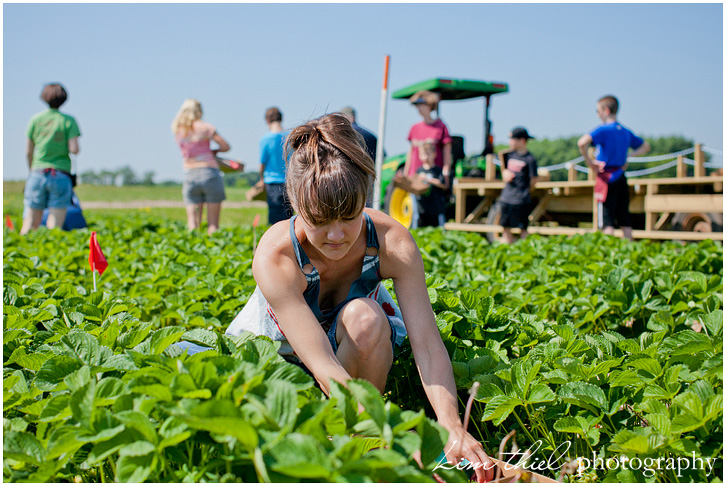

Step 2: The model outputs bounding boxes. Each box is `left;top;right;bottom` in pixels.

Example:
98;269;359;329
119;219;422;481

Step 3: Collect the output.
3;3;723;182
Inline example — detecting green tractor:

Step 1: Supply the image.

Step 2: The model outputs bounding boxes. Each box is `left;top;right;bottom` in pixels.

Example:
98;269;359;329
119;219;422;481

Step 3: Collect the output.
380;78;509;228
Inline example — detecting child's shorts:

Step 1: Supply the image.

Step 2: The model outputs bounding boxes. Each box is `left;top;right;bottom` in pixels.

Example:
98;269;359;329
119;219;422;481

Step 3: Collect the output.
499;202;530;229
24;169;72;210
183;167;226;204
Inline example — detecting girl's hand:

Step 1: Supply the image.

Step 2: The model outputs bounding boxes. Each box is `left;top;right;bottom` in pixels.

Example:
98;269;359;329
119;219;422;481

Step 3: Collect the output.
443;425;495;482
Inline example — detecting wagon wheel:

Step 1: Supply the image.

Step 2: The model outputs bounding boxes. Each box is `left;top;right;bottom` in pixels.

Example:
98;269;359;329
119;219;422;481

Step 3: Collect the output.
672;212;722;233
384;185;419;229
484;201;502;243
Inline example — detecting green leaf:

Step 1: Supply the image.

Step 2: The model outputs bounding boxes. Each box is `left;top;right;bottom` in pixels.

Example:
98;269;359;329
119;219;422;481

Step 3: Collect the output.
132;384;173;402
115;453;154;482
348;379;386;431
554;416;588;435
700;310;723;337
628;357;662;378
267;433;331;479
181;415;258;450
118;441;155;457
3;431;47;465
266;379;298;430
559;381;607;411
644;413;671;436
149;326;186;355
95;377;127;406
34;355;82;391
116;411;158;444
39;395;71;422
610;430;652;454
60;331;102;366
69;381;96;427
414;418;447;466
671;414;704;435
482;395;519;426
527;383;556;403
475;383;505;402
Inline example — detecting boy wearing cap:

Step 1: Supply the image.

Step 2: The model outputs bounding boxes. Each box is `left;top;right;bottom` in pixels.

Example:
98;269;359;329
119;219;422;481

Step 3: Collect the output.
402;91;453;188
577;95;650;240
499;127;538;244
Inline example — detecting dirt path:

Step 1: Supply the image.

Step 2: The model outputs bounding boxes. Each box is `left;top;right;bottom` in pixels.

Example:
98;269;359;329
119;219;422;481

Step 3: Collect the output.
81;200;267;209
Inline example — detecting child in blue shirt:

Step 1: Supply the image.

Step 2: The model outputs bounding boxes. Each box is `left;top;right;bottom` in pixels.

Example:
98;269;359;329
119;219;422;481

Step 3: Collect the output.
578;95;650;240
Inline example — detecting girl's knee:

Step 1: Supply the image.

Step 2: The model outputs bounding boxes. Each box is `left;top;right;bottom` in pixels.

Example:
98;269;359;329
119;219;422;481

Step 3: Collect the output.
339;298;391;350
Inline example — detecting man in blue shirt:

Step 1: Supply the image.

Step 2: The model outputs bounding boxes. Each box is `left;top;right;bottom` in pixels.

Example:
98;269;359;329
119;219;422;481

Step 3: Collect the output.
578;95;651;240
257;107;293;225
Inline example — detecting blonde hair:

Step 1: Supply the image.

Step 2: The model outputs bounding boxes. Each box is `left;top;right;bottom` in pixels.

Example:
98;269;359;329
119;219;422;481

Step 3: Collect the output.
171;99;203;135
410;90;441;111
285;113;374;226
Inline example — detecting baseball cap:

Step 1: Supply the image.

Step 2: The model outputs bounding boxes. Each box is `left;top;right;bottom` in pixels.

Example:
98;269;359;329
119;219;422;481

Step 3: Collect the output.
340;106;355;116
411;97;428;105
510;127;534;140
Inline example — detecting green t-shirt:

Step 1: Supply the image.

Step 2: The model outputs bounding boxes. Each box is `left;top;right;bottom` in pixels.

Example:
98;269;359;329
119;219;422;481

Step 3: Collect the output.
26;109;81;172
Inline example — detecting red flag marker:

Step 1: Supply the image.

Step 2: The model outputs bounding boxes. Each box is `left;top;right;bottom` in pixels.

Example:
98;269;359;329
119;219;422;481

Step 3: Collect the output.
253;214;260;228
89;232;108;292
5;215;15;230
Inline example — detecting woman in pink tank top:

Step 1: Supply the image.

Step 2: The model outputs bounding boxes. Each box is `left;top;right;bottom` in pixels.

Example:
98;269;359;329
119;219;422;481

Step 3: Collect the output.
171;99;231;234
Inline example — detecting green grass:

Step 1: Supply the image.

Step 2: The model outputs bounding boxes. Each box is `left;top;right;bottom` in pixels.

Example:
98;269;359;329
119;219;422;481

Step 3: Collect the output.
2;182;266;228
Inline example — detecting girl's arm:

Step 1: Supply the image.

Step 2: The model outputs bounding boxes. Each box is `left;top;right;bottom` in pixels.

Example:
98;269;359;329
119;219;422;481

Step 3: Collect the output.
212;132;231;153
378;218;493;481
253;228;352;396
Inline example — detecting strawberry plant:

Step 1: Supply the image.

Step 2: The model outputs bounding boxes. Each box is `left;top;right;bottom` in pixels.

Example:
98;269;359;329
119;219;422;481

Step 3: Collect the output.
3;214;723;482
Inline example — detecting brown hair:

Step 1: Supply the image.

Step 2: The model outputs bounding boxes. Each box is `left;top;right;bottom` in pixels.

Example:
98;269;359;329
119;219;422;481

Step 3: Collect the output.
265;107;282;124
598;95;619;115
285;113;374;226
41;83;68;109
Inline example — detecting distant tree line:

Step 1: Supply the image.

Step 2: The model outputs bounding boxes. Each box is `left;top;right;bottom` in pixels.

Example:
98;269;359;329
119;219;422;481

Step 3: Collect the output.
79;165;260;187
494;135;706;181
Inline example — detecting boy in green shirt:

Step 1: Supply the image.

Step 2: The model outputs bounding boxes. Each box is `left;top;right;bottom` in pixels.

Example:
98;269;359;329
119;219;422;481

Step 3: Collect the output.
21;83;81;234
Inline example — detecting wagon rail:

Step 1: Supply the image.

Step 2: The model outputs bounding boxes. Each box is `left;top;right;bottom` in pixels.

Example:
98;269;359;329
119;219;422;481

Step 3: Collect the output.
445;143;724;241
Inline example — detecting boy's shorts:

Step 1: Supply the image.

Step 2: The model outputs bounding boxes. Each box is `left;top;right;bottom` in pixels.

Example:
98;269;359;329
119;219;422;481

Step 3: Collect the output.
499;202;530;229
183;167;226;204
265;183;294;225
24;170;72;210
599;176;631;228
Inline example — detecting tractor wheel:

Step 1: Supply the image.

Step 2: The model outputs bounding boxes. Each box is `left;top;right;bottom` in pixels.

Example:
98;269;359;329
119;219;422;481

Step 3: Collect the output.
484;201;502;243
384;185;418;229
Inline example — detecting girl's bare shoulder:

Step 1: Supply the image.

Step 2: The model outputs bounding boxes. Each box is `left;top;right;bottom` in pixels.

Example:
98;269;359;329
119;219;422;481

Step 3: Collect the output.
253;220;300;278
365;209;419;263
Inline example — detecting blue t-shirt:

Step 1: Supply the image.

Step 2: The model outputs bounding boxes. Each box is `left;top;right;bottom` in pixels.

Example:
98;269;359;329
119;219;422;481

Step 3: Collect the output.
590;122;644;169
260;131;289;184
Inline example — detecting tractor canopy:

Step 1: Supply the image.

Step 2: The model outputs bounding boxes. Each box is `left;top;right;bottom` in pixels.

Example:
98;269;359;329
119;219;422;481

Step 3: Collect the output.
391;78;508;101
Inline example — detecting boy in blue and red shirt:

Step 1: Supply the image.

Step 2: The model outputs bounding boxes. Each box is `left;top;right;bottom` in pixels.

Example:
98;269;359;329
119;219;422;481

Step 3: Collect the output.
578;95;651;240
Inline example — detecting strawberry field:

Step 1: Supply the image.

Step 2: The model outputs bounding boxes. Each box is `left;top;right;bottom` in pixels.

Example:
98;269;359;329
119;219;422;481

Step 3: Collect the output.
3;215;723;482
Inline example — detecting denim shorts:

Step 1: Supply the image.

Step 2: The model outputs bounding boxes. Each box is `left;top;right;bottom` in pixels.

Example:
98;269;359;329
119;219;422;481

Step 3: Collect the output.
183;167;226;204
24;170;72;210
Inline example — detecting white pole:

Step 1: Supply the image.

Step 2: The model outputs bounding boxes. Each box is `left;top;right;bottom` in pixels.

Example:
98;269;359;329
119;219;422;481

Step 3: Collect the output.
373;55;390;211
92;263;97;292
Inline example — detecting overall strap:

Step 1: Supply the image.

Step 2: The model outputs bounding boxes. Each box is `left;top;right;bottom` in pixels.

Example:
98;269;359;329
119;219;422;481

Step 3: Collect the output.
289;216;312;270
364;213;380;250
